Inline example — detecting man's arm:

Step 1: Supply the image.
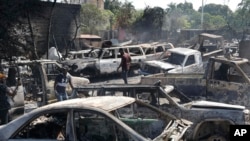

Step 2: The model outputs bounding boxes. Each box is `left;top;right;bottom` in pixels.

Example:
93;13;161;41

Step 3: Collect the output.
6;78;20;100
6;86;17;97
54;75;59;90
69;77;74;89
128;55;132;63
67;74;74;89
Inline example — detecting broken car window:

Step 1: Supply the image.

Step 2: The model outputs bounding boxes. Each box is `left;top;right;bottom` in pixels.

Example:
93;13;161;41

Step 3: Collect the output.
185;55;195;66
11;111;68;140
164;53;185;65
74;110;133;141
116;102;168;139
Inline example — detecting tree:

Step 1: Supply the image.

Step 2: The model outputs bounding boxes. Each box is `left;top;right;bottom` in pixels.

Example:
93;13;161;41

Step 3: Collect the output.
132;6;165;41
177;2;194;14
165;3;192;32
230;0;250;39
104;0;122;14
198;3;233;18
80;4;113;34
115;1;135;29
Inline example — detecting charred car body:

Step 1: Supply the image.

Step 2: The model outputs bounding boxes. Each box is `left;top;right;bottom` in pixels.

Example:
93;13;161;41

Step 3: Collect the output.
62;45;146;78
12;59;89;108
0;96;190;141
139;48;205;75
141;54;250;109
140;42;173;61
70;83;250;141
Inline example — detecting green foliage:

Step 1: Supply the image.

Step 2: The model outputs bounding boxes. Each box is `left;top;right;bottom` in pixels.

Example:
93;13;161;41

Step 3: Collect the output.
199;4;233;17
115;1;135;29
104;0;122;14
133;7;165;31
177;2;194;14
202;13;226;29
237;0;250;32
80;4;113;34
165;2;195;31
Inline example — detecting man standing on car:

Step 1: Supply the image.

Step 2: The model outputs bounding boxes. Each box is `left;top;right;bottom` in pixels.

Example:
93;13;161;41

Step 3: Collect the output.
54;66;74;101
117;48;131;84
0;73;18;125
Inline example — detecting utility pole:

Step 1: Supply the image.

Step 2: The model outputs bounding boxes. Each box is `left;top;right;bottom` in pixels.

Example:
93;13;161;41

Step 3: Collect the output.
201;0;204;29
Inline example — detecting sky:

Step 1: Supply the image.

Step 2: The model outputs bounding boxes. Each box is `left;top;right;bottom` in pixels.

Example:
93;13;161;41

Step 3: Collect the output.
120;0;242;12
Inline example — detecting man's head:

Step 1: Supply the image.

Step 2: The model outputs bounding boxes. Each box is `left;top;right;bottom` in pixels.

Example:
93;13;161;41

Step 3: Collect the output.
61;66;69;75
119;48;124;55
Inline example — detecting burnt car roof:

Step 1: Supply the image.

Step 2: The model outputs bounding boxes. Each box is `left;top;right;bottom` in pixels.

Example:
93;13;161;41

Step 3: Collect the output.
48;96;135;112
74;84;160;89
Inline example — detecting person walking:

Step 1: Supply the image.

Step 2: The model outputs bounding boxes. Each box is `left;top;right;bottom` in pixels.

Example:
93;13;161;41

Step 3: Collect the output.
54;66;74;101
0;73;18;125
117;48;131;84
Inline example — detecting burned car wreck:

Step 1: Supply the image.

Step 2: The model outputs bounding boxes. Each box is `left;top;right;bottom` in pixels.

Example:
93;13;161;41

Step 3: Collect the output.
71;83;250;141
61;45;146;78
0;96;190;141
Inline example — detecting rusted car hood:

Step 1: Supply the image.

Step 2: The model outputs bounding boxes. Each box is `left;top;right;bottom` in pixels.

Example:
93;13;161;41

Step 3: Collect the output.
191;100;245;110
145;60;177;70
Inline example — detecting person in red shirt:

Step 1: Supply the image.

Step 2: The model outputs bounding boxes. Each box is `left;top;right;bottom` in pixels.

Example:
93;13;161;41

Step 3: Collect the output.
117;48;131;84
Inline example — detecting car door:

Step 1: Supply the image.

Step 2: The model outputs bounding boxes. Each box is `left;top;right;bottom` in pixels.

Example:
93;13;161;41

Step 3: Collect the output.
43;62;62;104
154;45;165;60
98;48;120;74
144;47;155;61
206;61;250;105
127;46;146;70
182;54;201;73
73;109;146;141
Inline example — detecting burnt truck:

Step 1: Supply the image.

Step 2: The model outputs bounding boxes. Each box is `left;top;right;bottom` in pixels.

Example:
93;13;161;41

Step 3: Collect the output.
140;55;250;109
139;48;205;75
70;83;250;141
139;46;224;75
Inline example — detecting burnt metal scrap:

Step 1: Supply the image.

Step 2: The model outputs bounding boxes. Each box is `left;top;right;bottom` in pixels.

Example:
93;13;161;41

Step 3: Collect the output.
141;55;250;109
71;83;250;141
1;59;90;117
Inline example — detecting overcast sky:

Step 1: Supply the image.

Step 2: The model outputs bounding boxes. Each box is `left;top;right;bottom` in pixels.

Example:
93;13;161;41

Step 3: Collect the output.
119;0;241;11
